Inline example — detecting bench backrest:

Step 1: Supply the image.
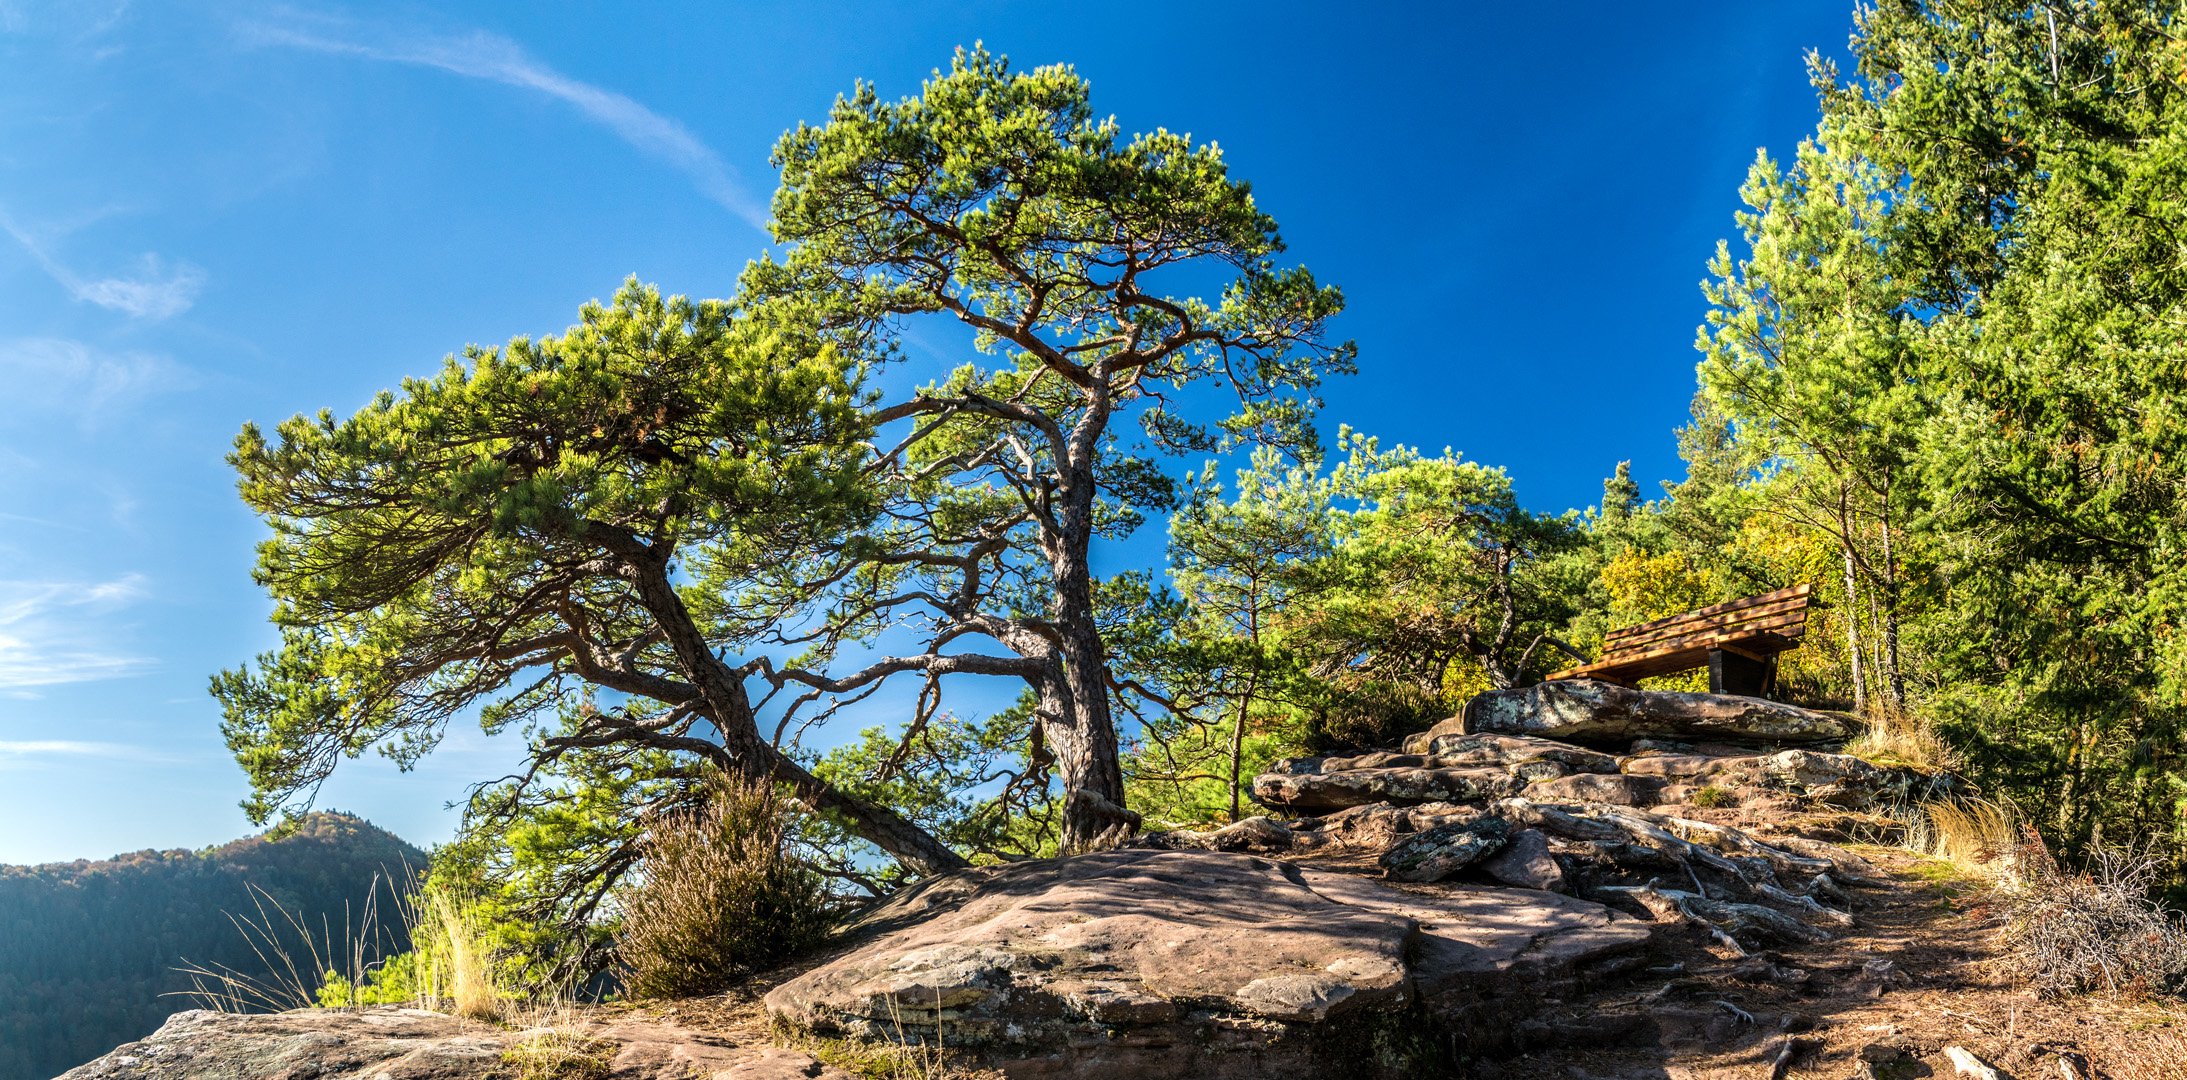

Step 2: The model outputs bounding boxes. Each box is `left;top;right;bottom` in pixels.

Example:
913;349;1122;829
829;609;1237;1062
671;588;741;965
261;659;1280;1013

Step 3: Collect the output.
1600;583;1814;663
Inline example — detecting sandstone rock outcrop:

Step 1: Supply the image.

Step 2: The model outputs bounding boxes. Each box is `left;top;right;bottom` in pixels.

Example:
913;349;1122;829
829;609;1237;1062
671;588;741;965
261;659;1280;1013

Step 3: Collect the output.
1251;757;1525;811
1215;681;1954;970
59;1006;850;1080
764;847;1650;1078
1479;827;1566;892
1465;679;1857;744
1255;684;1934;825
66;679;1949;1080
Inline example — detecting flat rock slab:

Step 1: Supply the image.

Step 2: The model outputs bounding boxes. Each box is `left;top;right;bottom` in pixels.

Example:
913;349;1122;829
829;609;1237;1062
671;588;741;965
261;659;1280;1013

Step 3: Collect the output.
1380;817;1511;882
768;849;1411;1036
766;849;1653;1077
1253;758;1525;811
1295;876;1651;1040
57;1006;847;1080
1466;680;1856;745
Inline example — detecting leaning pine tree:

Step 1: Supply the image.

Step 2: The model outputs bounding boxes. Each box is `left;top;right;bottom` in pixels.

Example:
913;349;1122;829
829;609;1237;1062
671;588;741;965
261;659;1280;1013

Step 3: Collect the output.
214;283;967;875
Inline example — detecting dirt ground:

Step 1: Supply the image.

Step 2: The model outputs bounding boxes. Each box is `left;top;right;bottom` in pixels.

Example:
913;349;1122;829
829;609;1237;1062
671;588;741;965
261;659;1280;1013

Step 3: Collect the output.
1460;846;2187;1080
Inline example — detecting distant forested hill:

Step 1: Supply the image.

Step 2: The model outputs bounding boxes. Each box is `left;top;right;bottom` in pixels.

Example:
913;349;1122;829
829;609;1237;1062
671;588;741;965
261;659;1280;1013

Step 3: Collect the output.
0;812;422;1080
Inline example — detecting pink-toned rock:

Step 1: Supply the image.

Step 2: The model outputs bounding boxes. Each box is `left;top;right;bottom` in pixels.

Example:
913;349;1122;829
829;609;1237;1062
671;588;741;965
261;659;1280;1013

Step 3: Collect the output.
1466;681;1856;744
766;849;1653;1078
1252;758;1525;811
1480;828;1568;893
1526;772;1667;807
1400;729;1623;774
56;1006;850;1080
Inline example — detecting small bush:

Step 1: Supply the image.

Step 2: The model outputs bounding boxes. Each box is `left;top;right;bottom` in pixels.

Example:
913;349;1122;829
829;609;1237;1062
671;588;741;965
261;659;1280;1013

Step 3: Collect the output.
614;775;834;999
2001;839;2187;998
1302;680;1446;755
1689;785;1733;809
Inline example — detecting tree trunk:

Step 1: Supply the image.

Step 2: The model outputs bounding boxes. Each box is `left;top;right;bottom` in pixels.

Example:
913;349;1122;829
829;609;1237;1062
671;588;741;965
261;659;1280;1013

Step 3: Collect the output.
1042;454;1139;853
1230;673;1257;823
1841;544;1869;717
618;538;969;875
1877;511;1908;713
1045;592;1138;852
1232;588;1265;824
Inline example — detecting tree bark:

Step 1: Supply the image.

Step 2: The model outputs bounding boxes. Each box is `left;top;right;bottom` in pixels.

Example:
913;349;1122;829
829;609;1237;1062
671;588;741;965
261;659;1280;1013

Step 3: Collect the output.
1877;508;1908;713
1842;544;1869;717
606;526;969;875
1040;449;1139;852
1231;582;1265;824
1045;566;1138;851
1230;672;1256;824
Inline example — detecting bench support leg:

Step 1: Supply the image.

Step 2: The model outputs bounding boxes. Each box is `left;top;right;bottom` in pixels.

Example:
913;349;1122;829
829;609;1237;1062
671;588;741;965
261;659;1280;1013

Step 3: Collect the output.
1708;649;1775;698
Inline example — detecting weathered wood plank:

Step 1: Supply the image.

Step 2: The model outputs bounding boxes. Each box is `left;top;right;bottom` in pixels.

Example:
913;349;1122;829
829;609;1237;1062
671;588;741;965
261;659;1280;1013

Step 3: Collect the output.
1547;586;1817;686
1606;612;1809;660
1605;600;1810;648
1606;583;1812;633
1605;592;1813;647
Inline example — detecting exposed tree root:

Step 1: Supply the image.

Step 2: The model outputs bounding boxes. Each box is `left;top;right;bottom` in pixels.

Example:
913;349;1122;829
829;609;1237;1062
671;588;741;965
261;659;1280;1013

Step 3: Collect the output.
1599;883;1835;951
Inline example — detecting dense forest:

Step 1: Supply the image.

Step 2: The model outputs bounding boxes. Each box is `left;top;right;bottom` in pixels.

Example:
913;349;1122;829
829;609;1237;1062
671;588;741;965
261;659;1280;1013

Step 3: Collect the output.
205;0;2187;992
0;813;420;1080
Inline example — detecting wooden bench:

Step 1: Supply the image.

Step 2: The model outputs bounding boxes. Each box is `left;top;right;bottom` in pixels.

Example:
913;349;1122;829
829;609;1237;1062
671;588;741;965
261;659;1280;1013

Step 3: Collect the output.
1546;584;1816;697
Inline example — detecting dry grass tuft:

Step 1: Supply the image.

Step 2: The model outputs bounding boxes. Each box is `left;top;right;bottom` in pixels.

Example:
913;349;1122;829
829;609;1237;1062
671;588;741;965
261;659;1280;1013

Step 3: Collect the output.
489;1021;615;1080
1905;797;2020;878
2000;839;2187;998
412;886;507;1021
614;774;834;1000
1843;709;1958;772
171;873;403;1013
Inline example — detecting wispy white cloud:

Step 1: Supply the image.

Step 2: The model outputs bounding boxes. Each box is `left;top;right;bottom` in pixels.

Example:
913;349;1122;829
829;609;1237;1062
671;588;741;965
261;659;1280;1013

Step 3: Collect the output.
0;208;205;318
0;574;153;690
0;337;192;427
0;739;180;770
238;9;768;230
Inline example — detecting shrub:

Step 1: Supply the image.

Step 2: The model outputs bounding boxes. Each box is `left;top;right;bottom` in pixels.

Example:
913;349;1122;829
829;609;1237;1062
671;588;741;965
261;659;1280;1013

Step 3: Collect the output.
1301;680;1446;755
2000;839;2187;998
614;775;834;999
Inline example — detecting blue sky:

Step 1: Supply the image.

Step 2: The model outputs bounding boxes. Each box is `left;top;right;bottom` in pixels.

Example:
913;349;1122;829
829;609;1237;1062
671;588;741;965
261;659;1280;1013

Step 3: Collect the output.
0;1;1854;863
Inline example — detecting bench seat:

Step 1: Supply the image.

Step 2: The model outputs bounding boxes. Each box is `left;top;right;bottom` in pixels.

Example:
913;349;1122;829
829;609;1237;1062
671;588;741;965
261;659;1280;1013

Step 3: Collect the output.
1548;584;1815;696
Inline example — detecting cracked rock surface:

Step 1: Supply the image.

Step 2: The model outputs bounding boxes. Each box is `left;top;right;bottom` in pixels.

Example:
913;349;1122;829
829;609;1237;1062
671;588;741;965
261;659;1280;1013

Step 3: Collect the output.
58;1006;851;1080
764;848;1649;1078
